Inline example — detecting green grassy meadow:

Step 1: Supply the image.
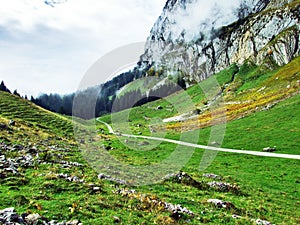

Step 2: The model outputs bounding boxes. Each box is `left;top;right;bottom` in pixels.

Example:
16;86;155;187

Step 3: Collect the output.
96;57;300;224
0;56;299;224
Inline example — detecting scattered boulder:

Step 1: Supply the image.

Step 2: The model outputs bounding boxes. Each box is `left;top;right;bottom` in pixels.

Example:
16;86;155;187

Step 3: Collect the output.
0;207;24;224
193;108;201;115
114;188;194;218
57;173;85;183
55;160;83;168
8;120;15;126
261;104;275;111
164;171;206;190
12;144;24;151
262;147;276;152
1;142;83;175
203;173;222;180
232;214;241;219
0;207;82;225
25;213;41;224
207;199;236;209
91;186;101;193
28;146;38;154
254;219;274;225
209;141;220;146
207;181;240;193
97;173;127;185
66;220;81;225
0;154;20;174
104;145;113;151
113;216;121;223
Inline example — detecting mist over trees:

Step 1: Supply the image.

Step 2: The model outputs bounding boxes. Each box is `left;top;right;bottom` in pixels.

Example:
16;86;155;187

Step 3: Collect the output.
1;65;186;120
31;93;74;115
32;69;144;119
30;66;186;119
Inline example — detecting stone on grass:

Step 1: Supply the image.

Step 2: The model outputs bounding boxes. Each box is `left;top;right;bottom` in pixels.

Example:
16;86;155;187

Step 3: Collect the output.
25;213;41;224
262;147;276;152
232;214;241;219
207;199;235;209
66;220;81;225
207;181;240;193
255;218;274;225
113;216;121;223
203;173;222;179
0;207;82;225
9;120;15;126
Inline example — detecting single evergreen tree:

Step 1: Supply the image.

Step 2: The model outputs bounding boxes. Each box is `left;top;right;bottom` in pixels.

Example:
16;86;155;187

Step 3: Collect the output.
0;81;11;93
13;89;21;97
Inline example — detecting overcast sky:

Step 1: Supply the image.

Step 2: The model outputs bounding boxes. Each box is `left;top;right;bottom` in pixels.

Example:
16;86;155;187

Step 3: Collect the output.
0;0;166;97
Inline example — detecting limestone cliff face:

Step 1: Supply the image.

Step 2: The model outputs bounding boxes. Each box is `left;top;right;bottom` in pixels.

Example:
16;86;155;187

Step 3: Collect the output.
139;0;299;82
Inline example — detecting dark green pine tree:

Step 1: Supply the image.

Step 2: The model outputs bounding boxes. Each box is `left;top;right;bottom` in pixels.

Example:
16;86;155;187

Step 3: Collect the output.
13;89;21;97
0;81;11;93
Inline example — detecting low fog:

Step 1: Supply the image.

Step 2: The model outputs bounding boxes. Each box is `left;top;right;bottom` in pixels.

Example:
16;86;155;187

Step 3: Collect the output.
160;0;260;41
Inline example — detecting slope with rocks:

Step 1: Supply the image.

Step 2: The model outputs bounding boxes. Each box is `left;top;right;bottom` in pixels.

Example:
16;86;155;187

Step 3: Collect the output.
0;92;248;224
2;90;299;224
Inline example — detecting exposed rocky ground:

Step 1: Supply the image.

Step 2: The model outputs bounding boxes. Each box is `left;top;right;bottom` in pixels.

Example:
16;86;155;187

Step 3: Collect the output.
163;171;241;194
0;138;277;224
0;207;81;225
0;142;81;178
114;188;194;219
0;141;87;224
140;0;299;83
0;141;198;224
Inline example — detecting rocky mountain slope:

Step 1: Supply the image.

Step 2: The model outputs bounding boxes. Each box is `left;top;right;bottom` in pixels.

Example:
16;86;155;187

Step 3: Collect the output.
139;0;299;83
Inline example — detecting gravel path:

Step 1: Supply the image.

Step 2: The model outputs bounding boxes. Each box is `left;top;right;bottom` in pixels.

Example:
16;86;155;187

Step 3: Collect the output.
96;118;300;160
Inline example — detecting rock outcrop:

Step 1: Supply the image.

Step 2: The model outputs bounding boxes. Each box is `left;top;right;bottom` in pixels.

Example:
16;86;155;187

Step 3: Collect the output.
139;0;299;83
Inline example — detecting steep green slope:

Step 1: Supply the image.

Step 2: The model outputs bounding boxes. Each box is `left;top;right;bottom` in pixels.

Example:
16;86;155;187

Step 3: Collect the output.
101;56;299;134
0;55;299;224
96;57;300;224
0;91;237;224
0;91;74;144
96;95;300;224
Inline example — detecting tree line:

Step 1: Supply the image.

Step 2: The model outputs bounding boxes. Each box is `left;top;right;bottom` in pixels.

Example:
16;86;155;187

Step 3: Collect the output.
1;65;186;119
32;68;147;119
0;81;24;98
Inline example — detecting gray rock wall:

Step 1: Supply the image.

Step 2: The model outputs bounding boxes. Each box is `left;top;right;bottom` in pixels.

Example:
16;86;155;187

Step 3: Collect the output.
139;0;299;82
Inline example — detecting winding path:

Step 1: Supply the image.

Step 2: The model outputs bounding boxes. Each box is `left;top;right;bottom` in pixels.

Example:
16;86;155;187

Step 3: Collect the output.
97;118;300;160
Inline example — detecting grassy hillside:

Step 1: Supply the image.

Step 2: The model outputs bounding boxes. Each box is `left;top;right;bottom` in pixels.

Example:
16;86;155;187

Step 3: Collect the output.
0;54;299;224
96;92;300;224
0;91;74;144
101;56;299;133
96;57;300;224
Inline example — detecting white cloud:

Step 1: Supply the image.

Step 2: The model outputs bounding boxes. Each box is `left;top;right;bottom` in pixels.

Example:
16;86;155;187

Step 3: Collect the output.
0;0;166;96
164;0;241;41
